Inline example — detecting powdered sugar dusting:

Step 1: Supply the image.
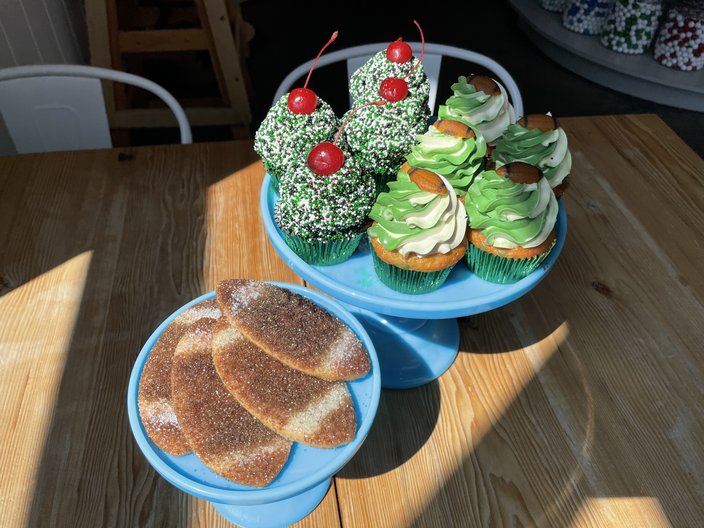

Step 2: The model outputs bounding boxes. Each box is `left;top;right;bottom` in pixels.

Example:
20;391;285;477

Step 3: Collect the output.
142;399;179;428
213;323;245;349
284;384;348;436
229;281;263;314
175;300;221;325
322;330;359;371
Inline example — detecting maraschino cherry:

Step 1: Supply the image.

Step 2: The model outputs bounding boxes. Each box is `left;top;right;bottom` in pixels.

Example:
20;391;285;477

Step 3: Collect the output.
308;101;386;176
307;142;345;176
288;31;338;115
386;38;412;63
379;20;425;103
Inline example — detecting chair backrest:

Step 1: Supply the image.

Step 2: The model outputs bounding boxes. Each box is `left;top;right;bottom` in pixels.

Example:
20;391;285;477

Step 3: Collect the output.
0;64;192;154
272;42;523;118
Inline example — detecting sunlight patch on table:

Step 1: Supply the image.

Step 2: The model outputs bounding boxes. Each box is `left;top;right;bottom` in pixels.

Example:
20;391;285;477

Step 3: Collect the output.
384;322;573;527
0;251;92;527
204;160;302;284
468;321;572;447
573;497;670;527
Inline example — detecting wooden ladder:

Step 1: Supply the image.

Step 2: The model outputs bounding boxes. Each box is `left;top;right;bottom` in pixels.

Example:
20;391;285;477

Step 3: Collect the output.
85;0;253;140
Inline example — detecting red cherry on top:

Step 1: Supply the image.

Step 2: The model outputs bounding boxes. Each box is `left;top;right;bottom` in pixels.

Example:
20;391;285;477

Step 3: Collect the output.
386;38;412;63
308;142;345;176
379;77;408;102
287;31;338;115
288;88;317;114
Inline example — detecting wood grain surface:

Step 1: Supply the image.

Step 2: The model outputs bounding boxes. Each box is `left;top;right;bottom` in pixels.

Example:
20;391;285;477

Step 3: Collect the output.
1;115;703;528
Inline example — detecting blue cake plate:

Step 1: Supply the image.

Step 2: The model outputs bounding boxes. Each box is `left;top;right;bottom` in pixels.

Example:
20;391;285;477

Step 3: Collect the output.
127;284;381;528
260;174;567;389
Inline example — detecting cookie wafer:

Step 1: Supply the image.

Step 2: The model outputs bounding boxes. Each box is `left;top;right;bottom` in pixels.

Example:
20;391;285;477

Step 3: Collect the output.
212;319;357;448
171;317;292;487
138;299;221;455
216;279;370;381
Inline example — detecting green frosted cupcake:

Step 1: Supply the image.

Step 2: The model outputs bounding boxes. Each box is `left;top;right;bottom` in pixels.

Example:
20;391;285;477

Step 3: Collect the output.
274;149;375;266
405;118;487;196
437;74;516;144
254;94;339;189
465;162;559;284
491;114;572;198
367;168;468;294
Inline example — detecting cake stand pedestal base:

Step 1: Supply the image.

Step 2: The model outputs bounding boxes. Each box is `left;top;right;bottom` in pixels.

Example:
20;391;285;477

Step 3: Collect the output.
342;303;459;389
212;478;331;528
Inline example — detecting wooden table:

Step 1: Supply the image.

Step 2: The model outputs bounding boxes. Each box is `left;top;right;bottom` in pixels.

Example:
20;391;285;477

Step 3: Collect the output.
1;114;703;528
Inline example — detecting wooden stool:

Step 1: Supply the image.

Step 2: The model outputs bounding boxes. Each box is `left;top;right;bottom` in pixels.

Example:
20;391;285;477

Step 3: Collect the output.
85;0;253;141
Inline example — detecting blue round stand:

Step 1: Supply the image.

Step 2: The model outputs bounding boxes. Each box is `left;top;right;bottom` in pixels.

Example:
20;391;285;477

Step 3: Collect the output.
127;285;381;528
260;174;567;389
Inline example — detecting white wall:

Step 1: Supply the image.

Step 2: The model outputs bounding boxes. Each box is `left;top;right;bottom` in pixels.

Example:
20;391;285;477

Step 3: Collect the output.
0;0;88;155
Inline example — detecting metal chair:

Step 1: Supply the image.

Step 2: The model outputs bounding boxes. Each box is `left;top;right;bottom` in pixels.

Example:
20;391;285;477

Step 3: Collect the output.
0;64;192;154
272;42;524;118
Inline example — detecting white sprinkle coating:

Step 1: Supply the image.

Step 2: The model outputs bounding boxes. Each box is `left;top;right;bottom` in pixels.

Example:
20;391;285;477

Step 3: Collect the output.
274;155;375;242
349;50;430;112
254;94;340;180
340;103;427;175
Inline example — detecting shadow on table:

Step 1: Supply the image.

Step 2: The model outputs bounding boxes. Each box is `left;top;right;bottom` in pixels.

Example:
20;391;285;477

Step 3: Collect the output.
340;381;441;479
402;248;694;526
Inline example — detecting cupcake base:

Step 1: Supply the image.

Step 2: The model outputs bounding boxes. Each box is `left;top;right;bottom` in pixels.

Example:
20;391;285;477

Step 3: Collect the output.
282;232;363;266
371;250;455;294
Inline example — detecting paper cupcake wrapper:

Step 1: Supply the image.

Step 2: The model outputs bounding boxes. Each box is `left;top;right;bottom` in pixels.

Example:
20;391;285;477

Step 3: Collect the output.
466;244;552;284
371;250;455;294
282;231;363;266
372;171;394;196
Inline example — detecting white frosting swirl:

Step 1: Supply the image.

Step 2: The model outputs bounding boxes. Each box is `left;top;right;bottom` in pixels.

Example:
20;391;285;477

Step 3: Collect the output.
395;174;467;257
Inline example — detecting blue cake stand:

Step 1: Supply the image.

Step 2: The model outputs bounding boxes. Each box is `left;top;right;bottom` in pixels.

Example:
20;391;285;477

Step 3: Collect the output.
127;284;381;528
260;175;567;389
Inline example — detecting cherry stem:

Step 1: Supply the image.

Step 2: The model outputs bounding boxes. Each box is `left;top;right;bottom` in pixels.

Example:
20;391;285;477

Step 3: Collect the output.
402;20;425;81
303;31;338;90
334;100;386;145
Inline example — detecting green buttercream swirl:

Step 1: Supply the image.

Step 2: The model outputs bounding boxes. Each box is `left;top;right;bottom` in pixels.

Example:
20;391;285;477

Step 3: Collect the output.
465;170;558;249
491;122;571;189
405;125;487;196
437;76;514;144
368;172;466;256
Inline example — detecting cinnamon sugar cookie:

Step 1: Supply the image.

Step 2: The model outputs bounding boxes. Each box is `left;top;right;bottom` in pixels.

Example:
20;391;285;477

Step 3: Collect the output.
171;317;292;487
211;318;357;448
138;299;221;455
216;279;370;381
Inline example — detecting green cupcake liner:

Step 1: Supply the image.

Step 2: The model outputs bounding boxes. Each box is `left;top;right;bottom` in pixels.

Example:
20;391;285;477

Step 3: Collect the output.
466;244;552;284
372;172;394;196
371;250;455;294
282;231;363;266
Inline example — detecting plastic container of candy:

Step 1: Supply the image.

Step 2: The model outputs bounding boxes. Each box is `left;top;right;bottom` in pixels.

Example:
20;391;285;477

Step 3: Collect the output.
563;0;615;34
600;0;664;54
653;2;704;71
540;0;567;13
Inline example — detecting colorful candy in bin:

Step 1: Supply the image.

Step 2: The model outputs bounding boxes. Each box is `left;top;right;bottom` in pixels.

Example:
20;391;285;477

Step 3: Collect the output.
600;0;664;54
653;2;704;71
563;0;614;34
